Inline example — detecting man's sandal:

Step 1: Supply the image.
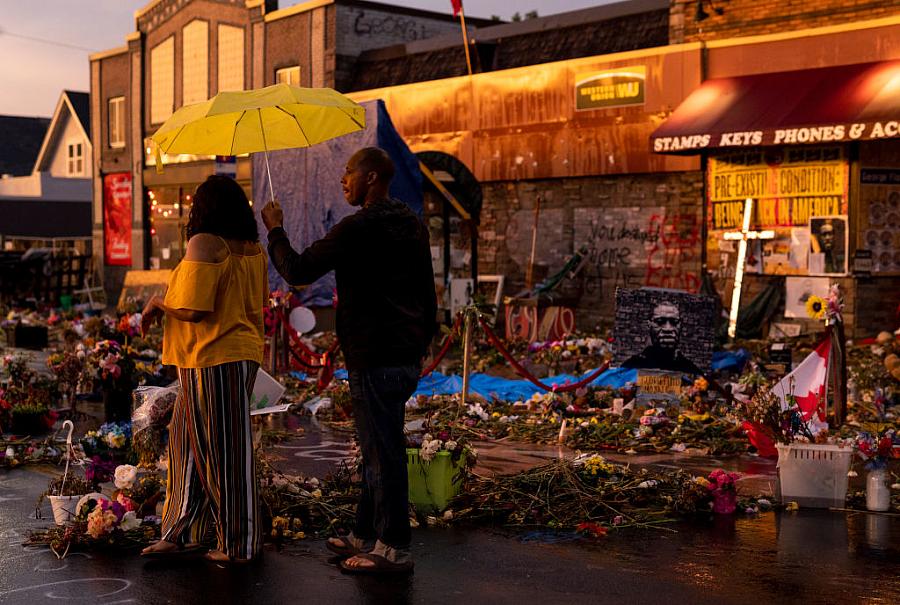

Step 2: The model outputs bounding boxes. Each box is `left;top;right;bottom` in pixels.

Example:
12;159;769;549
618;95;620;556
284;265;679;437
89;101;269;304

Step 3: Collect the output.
141;541;207;559
340;553;414;575
326;534;373;558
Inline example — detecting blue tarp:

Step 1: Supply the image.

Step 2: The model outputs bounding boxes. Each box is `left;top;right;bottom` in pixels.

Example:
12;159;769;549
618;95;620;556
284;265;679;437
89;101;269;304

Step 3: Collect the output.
290;367;636;401
711;349;750;373
253;99;423;305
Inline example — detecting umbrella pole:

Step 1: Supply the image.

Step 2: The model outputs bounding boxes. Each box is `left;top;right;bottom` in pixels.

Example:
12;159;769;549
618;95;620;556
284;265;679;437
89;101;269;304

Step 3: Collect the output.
258;111;275;203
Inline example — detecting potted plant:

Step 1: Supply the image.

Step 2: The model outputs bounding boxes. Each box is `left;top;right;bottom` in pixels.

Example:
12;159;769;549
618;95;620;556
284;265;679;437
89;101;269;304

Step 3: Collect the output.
38;475;95;526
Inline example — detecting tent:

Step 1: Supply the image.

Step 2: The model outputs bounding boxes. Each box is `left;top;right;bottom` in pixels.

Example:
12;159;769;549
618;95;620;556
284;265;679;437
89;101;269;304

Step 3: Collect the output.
252;99;423;305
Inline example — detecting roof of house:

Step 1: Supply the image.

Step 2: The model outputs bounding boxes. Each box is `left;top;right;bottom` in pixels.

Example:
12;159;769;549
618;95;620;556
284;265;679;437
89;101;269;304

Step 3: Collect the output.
345;0;670;91
0;116;51;177
64;91;91;136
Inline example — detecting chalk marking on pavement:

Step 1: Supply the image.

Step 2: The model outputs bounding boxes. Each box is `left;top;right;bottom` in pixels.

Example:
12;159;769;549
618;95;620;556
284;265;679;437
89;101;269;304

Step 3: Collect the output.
0;577;131;598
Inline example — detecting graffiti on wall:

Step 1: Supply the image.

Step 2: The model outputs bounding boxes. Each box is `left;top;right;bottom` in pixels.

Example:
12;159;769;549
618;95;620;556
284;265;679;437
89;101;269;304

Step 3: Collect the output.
573;207;700;297
353;11;435;41
644;212;701;292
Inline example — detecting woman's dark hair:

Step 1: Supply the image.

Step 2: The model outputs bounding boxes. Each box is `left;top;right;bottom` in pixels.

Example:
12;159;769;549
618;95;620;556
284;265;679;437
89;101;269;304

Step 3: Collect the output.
185;175;259;242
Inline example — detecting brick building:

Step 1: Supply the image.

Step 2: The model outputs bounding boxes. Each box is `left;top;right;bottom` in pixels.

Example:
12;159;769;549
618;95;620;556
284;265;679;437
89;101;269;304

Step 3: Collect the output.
90;0;900;337
89;0;492;298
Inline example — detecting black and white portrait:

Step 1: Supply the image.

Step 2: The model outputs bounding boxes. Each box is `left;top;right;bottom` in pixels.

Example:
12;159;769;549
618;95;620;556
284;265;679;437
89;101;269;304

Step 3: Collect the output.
613;288;716;374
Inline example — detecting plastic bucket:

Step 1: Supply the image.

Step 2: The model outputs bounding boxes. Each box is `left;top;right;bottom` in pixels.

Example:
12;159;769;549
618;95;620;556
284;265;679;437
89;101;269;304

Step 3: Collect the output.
59;295;73;310
407;449;464;513
48;494;83;525
776;443;853;508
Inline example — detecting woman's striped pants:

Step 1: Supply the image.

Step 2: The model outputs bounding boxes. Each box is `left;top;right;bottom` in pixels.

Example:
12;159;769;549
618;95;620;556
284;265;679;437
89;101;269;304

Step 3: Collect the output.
161;360;261;560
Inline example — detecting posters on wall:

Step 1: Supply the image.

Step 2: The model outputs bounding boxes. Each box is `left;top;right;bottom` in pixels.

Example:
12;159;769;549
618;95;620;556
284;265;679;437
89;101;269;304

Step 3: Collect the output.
707;146;850;283
103;173;132;266
613;288;715;375
808;215;848;275
784;276;831;319
859;168;900;273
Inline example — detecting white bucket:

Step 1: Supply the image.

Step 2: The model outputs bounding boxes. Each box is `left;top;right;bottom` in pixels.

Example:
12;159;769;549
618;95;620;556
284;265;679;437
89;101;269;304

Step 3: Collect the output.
776;443;853;508
48;494;84;525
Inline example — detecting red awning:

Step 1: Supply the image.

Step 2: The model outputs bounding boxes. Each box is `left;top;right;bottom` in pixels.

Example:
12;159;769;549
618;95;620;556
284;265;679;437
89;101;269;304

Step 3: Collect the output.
651;60;900;154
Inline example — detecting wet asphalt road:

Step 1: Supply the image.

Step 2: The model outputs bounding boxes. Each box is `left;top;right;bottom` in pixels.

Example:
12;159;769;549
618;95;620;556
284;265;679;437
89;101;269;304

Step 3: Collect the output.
4;459;900;605
4;415;900;605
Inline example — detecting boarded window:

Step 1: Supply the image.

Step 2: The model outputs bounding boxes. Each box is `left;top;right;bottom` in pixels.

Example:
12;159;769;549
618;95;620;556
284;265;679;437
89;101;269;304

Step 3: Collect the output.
108;96;125;148
217;25;244;92
150;37;175;124
275;66;300;86
182;20;209;105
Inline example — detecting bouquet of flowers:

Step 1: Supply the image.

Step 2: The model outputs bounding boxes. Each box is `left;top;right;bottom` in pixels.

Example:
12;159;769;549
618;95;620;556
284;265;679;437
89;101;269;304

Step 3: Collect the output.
855;430;900;470
409;426;478;476
47;350;86;404
115;313;143;339
701;469;741;514
83;340;137;392
82;422;132;459
112;464;164;518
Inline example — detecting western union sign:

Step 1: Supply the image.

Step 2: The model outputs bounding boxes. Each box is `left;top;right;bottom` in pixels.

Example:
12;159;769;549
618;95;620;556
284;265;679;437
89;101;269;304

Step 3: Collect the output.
575;66;645;111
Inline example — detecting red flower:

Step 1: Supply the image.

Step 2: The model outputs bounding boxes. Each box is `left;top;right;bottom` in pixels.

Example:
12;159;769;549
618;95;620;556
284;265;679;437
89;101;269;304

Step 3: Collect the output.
576;522;608;538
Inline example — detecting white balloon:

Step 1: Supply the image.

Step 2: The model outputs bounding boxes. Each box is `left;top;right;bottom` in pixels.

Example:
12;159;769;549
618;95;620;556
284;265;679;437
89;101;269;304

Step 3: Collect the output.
288;307;316;334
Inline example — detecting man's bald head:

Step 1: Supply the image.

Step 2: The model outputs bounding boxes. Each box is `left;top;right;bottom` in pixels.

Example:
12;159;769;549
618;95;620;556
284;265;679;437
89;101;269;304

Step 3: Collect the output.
352;147;395;185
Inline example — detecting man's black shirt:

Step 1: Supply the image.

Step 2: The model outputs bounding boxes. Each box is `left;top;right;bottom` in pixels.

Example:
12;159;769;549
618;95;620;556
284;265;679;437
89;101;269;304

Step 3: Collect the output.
267;198;437;371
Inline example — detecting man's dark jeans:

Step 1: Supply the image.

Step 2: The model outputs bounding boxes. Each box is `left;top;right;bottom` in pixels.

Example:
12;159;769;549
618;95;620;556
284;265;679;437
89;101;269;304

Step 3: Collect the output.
348;365;419;549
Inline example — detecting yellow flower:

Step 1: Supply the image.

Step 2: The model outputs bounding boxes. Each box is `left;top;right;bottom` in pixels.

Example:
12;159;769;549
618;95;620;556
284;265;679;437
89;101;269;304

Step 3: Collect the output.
785;501;800;511
590;417;599;425
491;412;501;419
694;476;711;488
805;296;826;320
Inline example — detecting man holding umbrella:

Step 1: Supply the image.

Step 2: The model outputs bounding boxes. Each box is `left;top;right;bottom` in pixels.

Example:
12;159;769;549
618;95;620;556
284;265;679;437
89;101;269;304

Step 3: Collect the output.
262;146;436;574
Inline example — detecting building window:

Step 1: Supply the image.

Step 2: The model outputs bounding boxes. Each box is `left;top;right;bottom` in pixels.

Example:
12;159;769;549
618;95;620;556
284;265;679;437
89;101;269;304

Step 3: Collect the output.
108;96;125;148
275;66;301;86
67;141;84;176
150;37;175;124
217;24;244;92
182;20;209;105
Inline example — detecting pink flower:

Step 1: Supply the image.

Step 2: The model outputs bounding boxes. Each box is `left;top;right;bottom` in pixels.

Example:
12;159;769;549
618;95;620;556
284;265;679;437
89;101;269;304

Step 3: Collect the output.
116;493;137;512
99;353;122;378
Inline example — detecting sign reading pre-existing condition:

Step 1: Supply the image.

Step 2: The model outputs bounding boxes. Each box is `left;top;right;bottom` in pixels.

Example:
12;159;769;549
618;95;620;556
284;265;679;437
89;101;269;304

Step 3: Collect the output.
707;147;849;230
575;66;645;111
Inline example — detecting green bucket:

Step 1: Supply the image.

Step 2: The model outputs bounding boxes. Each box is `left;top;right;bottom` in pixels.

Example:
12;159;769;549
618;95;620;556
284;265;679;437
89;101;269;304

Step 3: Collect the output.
59;294;73;310
407;448;464;513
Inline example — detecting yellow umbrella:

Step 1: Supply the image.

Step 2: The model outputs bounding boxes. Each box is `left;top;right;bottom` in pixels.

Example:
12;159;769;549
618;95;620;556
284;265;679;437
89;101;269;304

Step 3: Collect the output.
150;83;366;200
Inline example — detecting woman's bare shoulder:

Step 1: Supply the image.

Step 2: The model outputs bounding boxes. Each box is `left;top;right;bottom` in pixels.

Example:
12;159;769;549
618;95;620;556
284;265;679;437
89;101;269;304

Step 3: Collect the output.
185;233;229;263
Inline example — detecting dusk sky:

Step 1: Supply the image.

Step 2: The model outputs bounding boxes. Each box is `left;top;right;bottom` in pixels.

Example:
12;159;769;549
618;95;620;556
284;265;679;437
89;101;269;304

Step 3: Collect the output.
0;0;611;117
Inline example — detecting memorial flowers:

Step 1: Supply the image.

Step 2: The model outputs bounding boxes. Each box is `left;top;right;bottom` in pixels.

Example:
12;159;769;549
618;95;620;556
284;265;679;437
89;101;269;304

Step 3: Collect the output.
706;469;741;514
855;430;899;470
805;295;826;320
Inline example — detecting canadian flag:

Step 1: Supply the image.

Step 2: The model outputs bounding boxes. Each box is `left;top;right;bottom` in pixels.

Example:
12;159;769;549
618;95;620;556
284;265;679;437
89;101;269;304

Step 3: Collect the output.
451;0;463;17
772;335;831;434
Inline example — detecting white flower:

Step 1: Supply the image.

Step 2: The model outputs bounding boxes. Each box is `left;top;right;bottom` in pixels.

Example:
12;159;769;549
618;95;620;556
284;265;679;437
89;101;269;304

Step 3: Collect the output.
423;433;433;443
637;480;658;489
119;511;140;531
114;464;138;490
445;440;458;452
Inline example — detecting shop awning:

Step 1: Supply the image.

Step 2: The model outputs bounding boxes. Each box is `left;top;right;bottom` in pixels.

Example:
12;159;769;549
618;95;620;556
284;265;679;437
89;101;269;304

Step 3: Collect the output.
650;60;900;154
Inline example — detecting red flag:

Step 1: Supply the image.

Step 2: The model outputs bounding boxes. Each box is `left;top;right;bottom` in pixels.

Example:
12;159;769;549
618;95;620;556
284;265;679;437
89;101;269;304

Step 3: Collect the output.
451;0;463;17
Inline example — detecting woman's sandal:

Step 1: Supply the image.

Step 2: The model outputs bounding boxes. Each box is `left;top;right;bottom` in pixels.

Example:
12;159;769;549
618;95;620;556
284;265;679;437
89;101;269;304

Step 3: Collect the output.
203;550;254;565
141;541;207;559
339;553;414;575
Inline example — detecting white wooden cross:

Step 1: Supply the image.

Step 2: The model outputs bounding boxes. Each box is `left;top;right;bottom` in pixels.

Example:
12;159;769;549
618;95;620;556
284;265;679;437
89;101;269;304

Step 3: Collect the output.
723;198;774;339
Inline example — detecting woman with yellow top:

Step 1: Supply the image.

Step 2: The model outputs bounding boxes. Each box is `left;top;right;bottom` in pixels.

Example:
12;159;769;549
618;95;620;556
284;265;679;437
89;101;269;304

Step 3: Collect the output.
139;175;268;563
